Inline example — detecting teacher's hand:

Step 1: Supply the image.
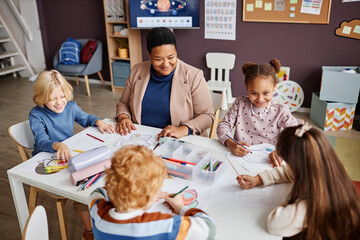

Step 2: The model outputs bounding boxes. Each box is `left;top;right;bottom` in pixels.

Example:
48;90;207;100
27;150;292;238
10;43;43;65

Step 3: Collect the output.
116;114;137;135
157;125;188;141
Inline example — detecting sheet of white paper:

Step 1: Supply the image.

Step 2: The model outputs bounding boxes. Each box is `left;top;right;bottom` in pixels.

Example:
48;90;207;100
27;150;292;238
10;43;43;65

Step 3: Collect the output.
228;143;275;173
112;130;158;151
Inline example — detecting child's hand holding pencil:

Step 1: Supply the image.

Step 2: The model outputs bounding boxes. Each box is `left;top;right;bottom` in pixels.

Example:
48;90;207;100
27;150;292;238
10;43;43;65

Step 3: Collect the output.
225;134;251;157
237;175;263;189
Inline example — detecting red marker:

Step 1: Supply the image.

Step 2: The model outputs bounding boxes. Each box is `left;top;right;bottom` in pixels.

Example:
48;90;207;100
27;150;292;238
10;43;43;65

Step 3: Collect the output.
86;133;104;142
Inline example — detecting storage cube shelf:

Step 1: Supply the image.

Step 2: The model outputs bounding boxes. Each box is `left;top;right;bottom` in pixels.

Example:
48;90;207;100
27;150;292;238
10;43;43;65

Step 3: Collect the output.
310;92;355;131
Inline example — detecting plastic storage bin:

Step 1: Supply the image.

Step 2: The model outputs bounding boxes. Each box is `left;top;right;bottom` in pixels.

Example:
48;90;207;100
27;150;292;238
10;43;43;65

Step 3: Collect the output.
112;61;130;87
154;138;228;184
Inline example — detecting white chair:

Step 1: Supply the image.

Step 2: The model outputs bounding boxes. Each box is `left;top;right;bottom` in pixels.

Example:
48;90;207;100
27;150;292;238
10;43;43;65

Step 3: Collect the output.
206;52;236;110
209;92;223;139
8;120;68;240
22;205;49;240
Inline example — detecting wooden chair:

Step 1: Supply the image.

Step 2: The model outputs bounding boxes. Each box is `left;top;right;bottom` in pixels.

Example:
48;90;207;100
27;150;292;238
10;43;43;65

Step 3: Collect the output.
22;205;49;240
8;120;68;240
209;92;223;139
206;52;236;110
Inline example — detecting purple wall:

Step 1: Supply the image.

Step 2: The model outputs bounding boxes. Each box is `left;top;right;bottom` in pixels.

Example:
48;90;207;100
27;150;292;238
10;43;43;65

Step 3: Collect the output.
37;0;360;108
37;0;108;80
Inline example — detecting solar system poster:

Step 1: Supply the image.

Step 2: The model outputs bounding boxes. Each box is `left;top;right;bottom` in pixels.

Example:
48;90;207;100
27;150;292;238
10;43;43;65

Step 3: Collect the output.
129;0;200;29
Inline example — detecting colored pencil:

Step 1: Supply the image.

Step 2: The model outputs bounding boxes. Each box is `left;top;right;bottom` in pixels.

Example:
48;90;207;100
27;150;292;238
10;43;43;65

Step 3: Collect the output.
226;157;245;184
170;186;189;198
226;134;252;153
84;173;101;189
161;157;196;166
163;186;189;204
73;149;85;153
86;133;104;142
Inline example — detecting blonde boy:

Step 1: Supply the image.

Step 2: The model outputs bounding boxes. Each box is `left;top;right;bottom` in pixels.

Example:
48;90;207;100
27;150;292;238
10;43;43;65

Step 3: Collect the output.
89;145;216;240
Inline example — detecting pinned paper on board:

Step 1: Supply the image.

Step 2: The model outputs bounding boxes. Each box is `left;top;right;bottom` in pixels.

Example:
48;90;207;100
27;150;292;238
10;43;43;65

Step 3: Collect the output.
264;2;272;10
274;0;285;11
255;0;262;8
246;3;254;11
300;0;323;15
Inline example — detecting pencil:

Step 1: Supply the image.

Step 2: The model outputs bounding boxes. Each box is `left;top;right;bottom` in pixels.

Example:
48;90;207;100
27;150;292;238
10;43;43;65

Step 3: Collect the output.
171;186;189;198
84;173;101;189
226;134;252;153
163;186;189;204
162;157;196;166
73;149;84;153
86;133;104;142
226;156;240;176
226;157;246;185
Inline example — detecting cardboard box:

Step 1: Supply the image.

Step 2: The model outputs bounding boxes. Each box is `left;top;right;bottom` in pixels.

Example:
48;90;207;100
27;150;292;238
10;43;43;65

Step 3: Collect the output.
310;92;355;131
320;66;360;104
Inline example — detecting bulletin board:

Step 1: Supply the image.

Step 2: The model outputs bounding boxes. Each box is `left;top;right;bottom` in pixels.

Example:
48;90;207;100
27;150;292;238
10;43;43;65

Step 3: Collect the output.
243;0;332;24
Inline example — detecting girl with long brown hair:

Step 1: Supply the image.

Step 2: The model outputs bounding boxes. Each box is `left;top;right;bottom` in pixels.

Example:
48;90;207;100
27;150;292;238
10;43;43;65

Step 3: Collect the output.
237;123;360;239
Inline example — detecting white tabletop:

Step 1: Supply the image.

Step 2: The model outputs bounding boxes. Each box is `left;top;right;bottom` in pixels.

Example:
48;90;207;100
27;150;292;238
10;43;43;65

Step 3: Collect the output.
8;121;291;239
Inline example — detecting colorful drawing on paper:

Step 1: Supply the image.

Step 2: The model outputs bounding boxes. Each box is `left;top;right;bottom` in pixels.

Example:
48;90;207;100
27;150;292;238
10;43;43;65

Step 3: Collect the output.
35;159;68;175
277;66;290;81
273;80;304;112
182;189;198;208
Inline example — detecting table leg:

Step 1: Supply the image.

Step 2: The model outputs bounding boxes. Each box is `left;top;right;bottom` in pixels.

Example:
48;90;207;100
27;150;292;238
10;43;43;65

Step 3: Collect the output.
8;174;29;233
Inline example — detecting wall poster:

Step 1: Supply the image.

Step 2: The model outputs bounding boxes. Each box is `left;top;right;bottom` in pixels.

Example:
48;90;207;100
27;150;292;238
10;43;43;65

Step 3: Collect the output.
205;0;237;40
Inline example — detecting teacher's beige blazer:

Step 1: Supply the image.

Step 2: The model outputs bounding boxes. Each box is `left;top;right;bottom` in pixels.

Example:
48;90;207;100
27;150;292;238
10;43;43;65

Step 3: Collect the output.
115;59;214;136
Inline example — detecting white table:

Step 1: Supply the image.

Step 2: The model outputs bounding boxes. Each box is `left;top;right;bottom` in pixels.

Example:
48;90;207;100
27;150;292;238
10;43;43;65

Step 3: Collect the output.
8;123;291;239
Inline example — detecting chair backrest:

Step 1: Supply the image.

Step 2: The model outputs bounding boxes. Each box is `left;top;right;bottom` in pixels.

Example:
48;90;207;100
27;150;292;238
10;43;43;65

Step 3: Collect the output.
206;52;236;83
53;38;103;75
8;120;34;161
209;92;223;138
22;205;49;240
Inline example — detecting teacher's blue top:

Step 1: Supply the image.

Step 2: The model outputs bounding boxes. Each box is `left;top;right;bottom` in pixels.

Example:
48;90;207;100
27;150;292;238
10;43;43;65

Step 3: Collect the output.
29;101;99;156
141;67;173;129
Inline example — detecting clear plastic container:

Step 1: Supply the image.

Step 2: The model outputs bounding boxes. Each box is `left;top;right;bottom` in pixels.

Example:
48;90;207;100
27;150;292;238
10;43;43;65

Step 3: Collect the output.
154;138;228;183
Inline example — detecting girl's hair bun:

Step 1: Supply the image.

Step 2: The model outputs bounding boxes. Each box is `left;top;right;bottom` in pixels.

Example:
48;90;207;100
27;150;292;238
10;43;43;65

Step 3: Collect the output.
269;58;281;73
242;62;255;74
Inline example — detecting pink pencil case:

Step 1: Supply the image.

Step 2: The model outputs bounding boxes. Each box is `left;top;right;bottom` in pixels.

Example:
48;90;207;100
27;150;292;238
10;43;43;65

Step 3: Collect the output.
70;158;111;185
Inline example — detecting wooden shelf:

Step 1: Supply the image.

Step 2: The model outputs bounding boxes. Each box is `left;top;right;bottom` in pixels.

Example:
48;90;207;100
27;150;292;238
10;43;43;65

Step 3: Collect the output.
107;21;127;24
103;0;142;92
109;34;128;39
111;56;130;61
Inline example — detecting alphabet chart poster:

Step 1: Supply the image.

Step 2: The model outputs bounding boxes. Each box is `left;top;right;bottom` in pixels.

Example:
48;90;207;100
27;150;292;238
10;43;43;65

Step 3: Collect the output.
205;0;237;40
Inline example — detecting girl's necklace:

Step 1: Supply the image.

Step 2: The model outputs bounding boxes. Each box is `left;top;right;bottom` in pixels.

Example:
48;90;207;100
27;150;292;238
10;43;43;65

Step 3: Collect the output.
250;102;270;117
